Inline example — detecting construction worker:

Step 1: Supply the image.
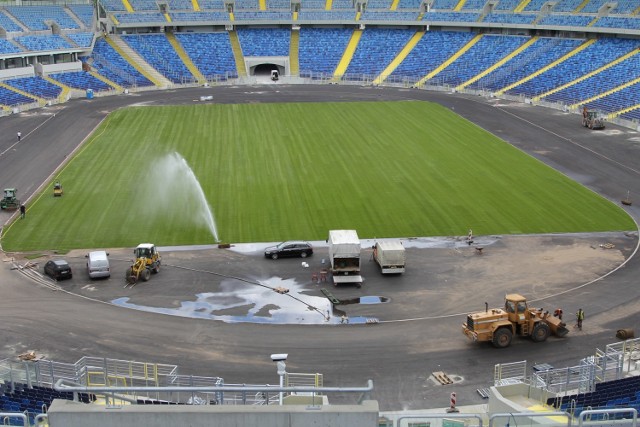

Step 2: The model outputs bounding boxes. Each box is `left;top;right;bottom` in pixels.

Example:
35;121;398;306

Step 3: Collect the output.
553;308;563;320
20;204;25;219
17;131;21;142
576;308;585;330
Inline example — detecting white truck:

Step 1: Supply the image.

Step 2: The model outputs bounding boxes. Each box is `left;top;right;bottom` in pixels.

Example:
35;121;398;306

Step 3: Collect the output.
373;240;405;274
328;230;363;287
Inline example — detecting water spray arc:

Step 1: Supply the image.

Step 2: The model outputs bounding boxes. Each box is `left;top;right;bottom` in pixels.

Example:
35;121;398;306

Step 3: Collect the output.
148;152;220;243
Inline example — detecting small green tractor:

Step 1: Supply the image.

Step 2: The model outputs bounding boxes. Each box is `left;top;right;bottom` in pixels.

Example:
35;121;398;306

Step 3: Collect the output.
0;188;20;210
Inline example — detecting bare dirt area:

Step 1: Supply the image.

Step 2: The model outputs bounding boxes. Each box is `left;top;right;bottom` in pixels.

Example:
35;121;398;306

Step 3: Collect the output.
11;232;635;325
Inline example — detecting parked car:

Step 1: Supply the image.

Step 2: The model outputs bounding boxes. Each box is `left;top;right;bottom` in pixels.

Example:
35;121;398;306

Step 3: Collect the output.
264;241;313;259
44;259;72;280
86;250;110;279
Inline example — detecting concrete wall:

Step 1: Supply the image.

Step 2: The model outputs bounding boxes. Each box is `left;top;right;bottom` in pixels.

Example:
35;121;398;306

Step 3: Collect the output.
48;398;380;427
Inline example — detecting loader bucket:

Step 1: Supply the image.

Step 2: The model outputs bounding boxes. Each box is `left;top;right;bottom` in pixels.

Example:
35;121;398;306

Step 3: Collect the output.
555;325;570;337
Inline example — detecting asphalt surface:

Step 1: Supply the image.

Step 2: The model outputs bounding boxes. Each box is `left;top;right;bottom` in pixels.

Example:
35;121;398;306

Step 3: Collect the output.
1;85;640;412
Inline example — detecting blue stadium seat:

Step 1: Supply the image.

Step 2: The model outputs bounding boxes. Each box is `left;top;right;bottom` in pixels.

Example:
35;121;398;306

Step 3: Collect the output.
174;32;237;80
299;27;353;76
7;6;80;30
5;76;63;99
49;70;112;91
237;27;290;56
14;34;73;51
344;28;415;78
68;32;95;48
69;5;95;27
88;38;155;88
122;34;194;83
0;38;23;54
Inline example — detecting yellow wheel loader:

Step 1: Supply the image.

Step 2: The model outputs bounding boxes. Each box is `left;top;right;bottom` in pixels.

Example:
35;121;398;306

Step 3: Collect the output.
125;243;161;285
462;294;569;348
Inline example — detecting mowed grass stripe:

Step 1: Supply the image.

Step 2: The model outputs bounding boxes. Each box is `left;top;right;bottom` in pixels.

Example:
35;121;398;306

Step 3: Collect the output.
2;101;633;251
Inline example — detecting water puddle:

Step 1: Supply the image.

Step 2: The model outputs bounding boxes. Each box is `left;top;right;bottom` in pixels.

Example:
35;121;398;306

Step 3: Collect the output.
111;276;373;325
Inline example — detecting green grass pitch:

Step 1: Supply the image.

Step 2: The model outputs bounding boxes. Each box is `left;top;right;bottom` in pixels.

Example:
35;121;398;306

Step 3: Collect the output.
2;101;634;252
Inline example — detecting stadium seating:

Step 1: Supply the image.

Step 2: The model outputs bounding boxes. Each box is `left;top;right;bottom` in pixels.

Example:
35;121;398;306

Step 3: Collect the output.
592;17;640;30
460;0;487;10
267;0;291;9
396;0;422;9
544;54;640;106
89;38;155;88
299;0;328;8
470;37;583;92
492;0;521;11
0;86;36;106
115;12;167;23
361;11;420;21
612;0;639;14
122;34;193;83
5;76;63;100
298;27;353;76
580;0;610;13
366;0;393;9
436;35;529;86
552;0;585;12
0;12;25;32
331;0;355;9
49;71;113;91
198;0;226;9
235;0;260;9
15;34;73;52
7;6;80;30
234;11;292;20
509;38;640;97
537;14;593;27
298;11;355;20
588;83;640;121
423;12;480;22
174;32;238;80
522;0;548;11
68;32;95;48
128;0;161;11
430;0;458;9
482;13;535;24
69;5;95;27
0;38;23;54
391;31;476;80
99;0;127;12
237;28;290;56
344;28;415;77
168;0;193;9
170;11;230;21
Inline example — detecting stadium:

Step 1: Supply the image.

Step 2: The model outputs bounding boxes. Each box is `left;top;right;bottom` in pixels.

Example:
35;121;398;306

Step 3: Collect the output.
0;0;640;426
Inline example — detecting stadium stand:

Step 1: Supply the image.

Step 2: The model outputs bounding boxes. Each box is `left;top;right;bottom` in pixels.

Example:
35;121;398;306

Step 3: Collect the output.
580;0;611;13
587;82;640;120
470;37;584;92
332;0;355;9
170;11;230;21
298;10;355;19
49;70;113;91
430;0;458;9
344;28;414;78
522;0;549;11
198;0;226;9
6;6;80;30
423;12;480;22
298;27;353;76
460;0;487;10
114;12;167;23
237;27;290;56
543;53;640;106
128;0;161;11
612;0;639;14
69;4;95;26
592;17;640;30
361;11;420;21
553;0;586;12
14;34;73;52
390;31;476;80
88;37;155;88
492;0;522;11
482;13;536;24
0;38;23;54
396;0;422;8
436;35;530;86
98;0;127;12
509;38;640;97
0;12;25;32
234;11;292;19
299;0;327;8
267;0;291;9
366;0;393;9
174;32;238;80
235;0;260;9
537;14;593;27
122;34;193;83
4;76;63;99
168;0;194;9
0;86;36;106
67;32;95;48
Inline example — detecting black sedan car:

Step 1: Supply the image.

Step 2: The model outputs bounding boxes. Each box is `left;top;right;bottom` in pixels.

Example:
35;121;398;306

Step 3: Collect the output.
264;241;313;260
44;259;73;280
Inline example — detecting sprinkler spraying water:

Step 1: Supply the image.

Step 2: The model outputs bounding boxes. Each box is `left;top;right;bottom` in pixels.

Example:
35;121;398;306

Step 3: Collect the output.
146;152;220;243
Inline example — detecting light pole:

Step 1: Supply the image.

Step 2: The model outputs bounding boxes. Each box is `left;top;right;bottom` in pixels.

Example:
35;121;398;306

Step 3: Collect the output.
270;353;288;406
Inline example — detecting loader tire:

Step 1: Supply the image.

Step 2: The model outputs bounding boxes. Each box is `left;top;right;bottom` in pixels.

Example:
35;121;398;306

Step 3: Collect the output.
152;262;160;274
492;328;513;348
531;322;550;343
141;268;151;282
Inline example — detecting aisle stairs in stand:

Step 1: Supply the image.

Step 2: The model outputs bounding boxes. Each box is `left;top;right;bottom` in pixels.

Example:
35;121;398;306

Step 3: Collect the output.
333;28;362;80
106;35;170;88
166;32;206;83
228;30;247;77
374;30;424;85
416;33;482;87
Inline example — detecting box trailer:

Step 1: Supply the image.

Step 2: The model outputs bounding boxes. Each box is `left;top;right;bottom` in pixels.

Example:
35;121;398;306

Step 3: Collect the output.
373;241;405;274
328;230;363;287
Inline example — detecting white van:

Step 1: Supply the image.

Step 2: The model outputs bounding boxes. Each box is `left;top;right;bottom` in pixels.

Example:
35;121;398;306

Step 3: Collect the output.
86;250;110;279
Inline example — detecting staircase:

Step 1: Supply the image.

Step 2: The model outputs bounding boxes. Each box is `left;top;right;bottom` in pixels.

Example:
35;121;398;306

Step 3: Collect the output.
453;0;466;12
390;0;400;11
456;36;538;91
574;0;589;13
64;6;86;29
106;35;171;88
289;29;300;76
374;30;424;85
534;48;639;102
259;0;266;10
191;0;201;11
494;39;596;96
325;0;332;10
333;28;362;80
166;32;206;83
42;76;73;102
121;0;134;12
228;31;247;77
514;0;531;13
416;33;483;87
610;102;640;120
